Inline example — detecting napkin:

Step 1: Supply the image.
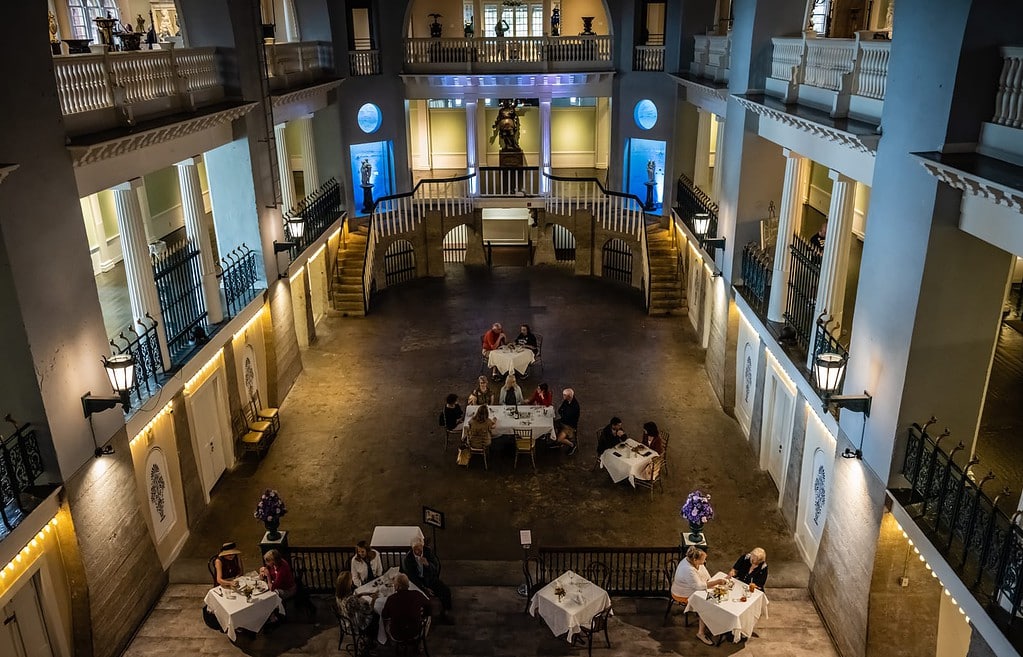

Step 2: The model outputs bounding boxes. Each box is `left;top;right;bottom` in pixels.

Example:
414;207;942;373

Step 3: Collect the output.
612;451;622;457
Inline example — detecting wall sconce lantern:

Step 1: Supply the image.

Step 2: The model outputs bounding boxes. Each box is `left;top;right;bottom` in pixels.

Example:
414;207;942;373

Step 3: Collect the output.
812;351;872;418
693;212;710;236
82;354;136;424
285;216;306;241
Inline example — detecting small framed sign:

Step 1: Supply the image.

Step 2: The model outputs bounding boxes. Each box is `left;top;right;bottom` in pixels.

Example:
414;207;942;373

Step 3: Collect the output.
423;506;445;529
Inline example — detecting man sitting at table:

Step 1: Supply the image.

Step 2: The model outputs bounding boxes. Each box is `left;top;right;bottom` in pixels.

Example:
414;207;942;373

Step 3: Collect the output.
552;388;580;455
514;324;538;353
351;540;384;587
382;573;430;640
481;322;507;378
213;541;244;588
597;416;627;456
728;547;769;591
402;538;452;619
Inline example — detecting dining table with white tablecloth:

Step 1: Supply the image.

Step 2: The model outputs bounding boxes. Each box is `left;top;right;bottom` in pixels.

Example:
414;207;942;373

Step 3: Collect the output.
463;405;556;440
370;525;424;549
204;575;284;641
598;438;657;487
528;570;612;643
487;344;535;376
353;566;428;645
684;571;769;643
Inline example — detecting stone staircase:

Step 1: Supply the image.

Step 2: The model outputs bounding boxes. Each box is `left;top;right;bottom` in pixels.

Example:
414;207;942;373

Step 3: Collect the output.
330;228;367;317
646;223;684;315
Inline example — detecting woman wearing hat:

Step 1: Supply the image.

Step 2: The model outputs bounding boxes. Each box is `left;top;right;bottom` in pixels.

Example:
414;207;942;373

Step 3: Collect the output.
215;542;244;588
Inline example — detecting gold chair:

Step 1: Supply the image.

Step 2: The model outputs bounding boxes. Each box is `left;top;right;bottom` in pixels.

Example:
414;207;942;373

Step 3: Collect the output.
513;427;536;472
633;455;665;496
659;430;671;477
662;559;694;626
444;423;464;452
467;434;490;470
252;390;280;433
532;333;544;376
234;413;268;458
242;402;275;439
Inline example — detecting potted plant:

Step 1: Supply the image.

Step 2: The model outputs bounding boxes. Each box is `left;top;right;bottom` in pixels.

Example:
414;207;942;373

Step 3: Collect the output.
429;13;443;38
680;490;714;542
254;488;288;540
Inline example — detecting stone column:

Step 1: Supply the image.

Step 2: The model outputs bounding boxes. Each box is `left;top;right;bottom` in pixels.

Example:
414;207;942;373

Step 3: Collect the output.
86;194;116;271
296;115;320;193
767;148;809;323
465;98;479;195
539;97;552;194
710;116;725;202
808;169;855;367
274;123;296;214
175;157;224;324
694;109;712;193
112;179;171;368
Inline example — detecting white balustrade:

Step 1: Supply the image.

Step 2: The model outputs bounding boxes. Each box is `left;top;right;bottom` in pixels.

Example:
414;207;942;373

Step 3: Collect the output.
479;168;540;197
634;46;665;71
691;35;710;76
803;38;857;91
994;46;1023;128
852;40;890;101
265;41;333;85
362;222;377;311
403;35;612;71
348;50;380;76
173;48;219;93
108;50;176;104
770;37;805;83
54;54;114;115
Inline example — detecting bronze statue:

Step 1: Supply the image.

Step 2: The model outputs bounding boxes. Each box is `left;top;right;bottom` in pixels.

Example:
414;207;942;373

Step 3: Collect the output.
491;99;521;152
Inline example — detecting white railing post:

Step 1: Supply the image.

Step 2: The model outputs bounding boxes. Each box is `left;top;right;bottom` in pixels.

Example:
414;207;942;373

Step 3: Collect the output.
994;46;1023;128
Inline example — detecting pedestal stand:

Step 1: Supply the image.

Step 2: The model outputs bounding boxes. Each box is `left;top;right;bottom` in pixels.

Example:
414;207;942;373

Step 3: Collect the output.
361;184;375;213
644;181;656;211
500;149;525;168
681;530;708;552
259;530;290;557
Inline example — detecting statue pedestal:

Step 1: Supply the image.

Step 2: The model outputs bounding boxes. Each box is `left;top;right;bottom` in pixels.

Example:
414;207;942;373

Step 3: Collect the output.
500;150;526;168
361;184;375;213
644;181;657;211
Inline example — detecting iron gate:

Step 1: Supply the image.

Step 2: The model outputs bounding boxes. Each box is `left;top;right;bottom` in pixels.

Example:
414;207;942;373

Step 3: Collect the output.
601;238;633;284
384;240;416;286
442;225;467;263
783;235;823;352
552;224;576;262
152;242;207;363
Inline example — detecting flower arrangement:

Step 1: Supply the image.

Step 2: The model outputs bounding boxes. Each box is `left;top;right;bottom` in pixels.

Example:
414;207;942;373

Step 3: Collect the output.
254;488;287;523
680;490;714;526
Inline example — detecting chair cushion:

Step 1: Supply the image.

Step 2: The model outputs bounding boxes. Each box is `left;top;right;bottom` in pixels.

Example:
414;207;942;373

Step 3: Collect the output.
249;420;273;433
257;408;279;419
241;430;264;444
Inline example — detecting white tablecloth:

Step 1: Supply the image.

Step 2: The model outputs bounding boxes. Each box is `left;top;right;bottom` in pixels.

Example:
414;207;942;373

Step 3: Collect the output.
371;526;424;549
528;570;612;643
684;572;769;643
487;345;535;375
599;438;657;487
463;405;556;440
204;582;284;641
354;566;426;645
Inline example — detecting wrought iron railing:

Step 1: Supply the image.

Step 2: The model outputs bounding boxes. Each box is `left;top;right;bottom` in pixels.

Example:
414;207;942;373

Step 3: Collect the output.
900;422;1023;646
740;241;773;315
0;417;47;534
675;172;719;249
219;245;260;319
152;242;207;362
109;314;165;406
783;235;823;352
289;546;409;593
285;178;345;253
536;546;682;595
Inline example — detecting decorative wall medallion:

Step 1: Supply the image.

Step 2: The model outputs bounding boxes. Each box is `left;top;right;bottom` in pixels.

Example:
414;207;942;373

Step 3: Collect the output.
357;103;383;134
743;343;754;405
150;463;167;521
813;459;826;526
145;447;177;541
633;99;658;130
244;343;258;401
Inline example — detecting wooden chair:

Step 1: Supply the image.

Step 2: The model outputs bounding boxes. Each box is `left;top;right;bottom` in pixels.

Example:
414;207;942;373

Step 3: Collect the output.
234;413;269;458
663;559;693;626
242;402;275;439
252;390;280;433
335;604;372;655
659;430;671;476
207;555;219;586
513;427;536;472
576;606;613;657
444;423;463;452
584;561;610;591
522;556;546;613
633;455;665;496
384;615;431;657
532;333;544;375
467;434;490;470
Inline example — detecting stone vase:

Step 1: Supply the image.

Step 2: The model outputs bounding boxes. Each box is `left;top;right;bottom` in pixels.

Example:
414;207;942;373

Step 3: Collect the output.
264;518;281;541
687;521;704;543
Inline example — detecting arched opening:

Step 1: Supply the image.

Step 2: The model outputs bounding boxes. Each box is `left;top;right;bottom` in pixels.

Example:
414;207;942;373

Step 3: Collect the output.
601;238;632;284
443;225;469;264
384;240;417;286
552;224;576;263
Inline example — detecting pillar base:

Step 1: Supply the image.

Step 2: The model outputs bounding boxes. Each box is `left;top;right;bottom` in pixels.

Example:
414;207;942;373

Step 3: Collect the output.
361;184;375;214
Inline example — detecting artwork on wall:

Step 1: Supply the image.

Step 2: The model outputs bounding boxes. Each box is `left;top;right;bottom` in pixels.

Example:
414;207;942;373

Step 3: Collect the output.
350;141;394;216
146;447;177;542
633;99;658;130
624;138;666;213
357;103;382;134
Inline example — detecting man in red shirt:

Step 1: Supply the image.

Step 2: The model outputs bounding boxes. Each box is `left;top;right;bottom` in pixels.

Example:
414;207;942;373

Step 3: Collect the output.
481;322;507;378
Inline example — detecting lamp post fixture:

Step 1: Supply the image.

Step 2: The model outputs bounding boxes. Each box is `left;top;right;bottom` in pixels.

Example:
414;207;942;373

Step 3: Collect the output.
812;350;872;422
692;212;725;252
82;354;137;454
285;215;306;242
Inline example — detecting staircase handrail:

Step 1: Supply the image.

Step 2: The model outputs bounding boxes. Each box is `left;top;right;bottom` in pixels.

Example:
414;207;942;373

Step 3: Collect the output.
369;172;477;213
541;171;646;209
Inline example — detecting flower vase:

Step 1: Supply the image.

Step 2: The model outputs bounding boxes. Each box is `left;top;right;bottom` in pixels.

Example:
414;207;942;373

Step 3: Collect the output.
264;518;281;541
687;521;704;543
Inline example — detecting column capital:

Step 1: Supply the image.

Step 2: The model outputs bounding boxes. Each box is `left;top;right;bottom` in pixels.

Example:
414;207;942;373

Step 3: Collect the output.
828;168;854;184
174;156;202;168
112;177;144;191
782;148;803;160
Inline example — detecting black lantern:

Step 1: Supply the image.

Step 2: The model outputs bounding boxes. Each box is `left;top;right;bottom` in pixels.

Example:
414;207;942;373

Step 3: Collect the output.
812;351;871;417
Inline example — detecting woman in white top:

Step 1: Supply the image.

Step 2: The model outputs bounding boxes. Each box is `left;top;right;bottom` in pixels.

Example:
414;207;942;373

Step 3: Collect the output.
350;540;384;587
498;373;524;406
671;546;728;645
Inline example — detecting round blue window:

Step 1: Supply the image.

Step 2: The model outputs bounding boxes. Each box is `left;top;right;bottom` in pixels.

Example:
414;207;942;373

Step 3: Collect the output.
633;100;658;130
357;103;382;134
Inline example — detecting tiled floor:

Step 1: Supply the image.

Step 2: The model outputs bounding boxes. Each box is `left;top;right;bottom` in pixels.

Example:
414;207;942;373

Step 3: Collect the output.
125;584;837;657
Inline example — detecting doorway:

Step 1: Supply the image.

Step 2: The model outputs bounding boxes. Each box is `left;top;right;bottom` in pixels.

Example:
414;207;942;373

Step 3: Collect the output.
188;372;231;498
760;357;796;503
0;573;54;657
482;208;531;266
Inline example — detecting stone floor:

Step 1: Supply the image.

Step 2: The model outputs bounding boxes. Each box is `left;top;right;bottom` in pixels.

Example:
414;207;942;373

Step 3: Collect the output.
126;584;837;657
975;319;1023;496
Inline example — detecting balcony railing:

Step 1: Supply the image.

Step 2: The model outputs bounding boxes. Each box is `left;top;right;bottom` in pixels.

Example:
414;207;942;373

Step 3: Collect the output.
219;246;261;319
348;49;380;76
675;172;719;248
264;40;334;91
403;35;613;73
783;235;823;353
152;242;207;364
53;46;223;136
899;422;1023;651
0;419;47;535
740;241;773;315
285;178;345;252
690;34;731;83
765;32;891;123
633;45;665;72
994;46;1023;128
478;166;541;196
109;314;165;408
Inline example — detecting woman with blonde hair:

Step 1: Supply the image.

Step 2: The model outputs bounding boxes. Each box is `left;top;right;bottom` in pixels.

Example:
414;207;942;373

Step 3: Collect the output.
499;373;524;406
729;547;768;590
335;571;377;636
671;546;729;645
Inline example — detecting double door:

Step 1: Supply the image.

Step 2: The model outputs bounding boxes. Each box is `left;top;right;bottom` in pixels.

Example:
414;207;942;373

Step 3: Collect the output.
0;574;54;657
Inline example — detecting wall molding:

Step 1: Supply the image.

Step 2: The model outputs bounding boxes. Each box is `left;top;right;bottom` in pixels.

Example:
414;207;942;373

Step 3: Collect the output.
916;156;1023;214
734;96;879;156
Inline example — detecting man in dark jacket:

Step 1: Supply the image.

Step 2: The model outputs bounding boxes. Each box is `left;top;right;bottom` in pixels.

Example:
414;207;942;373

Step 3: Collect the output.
402;538;452;614
554;388;581;454
381;573;429;640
